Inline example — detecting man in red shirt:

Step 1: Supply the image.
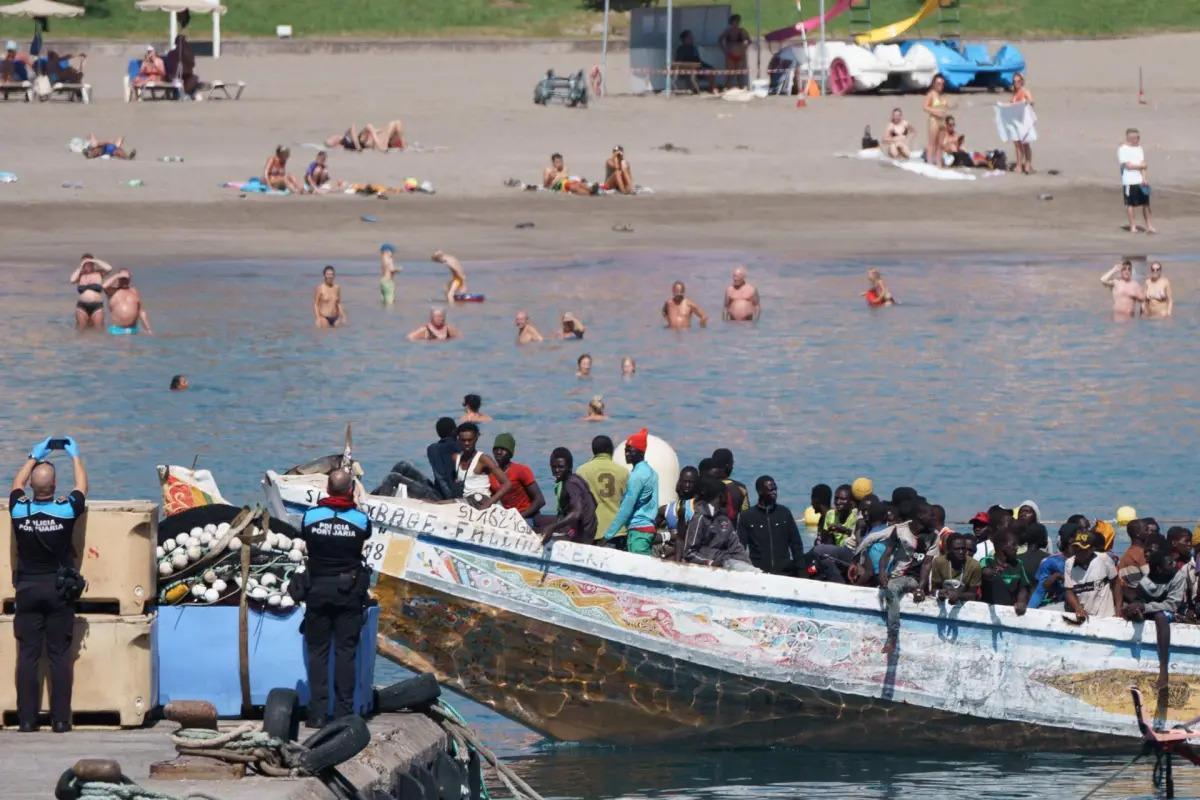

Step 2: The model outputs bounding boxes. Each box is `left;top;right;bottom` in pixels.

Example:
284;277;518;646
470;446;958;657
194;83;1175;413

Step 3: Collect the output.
489;433;546;526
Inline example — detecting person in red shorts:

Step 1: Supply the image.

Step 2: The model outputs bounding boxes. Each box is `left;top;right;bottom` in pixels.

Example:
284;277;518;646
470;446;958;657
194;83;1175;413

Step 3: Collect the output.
718;14;752;89
489;433;546;527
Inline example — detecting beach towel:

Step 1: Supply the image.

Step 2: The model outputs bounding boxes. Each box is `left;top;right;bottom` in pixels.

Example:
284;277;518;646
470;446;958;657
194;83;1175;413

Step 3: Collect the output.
836;148;978;181
994;101;1037;144
222;177;288;195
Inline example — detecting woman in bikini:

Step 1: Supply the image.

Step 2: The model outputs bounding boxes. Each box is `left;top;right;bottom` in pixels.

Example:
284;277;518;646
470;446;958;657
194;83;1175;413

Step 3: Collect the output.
326;120;406;152
1010;72;1035;174
263;146;303;193
922;74;951;168
883;107;914;159
69;253;113;329
863;268;897;307
1143;261;1173;318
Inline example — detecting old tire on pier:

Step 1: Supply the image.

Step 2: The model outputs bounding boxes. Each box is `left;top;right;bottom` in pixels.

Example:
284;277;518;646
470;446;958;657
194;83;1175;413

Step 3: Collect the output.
374;672;441;713
300;714;372;774
263;687;301;742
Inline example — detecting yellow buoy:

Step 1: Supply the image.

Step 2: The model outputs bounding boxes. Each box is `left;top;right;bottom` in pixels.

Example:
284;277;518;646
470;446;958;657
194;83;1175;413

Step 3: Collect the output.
851;477;873;501
164;583;191;604
1116;505;1137;526
803;505;820;527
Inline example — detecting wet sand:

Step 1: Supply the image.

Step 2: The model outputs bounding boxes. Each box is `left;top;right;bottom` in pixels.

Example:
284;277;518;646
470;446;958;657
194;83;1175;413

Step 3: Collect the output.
1;35;1199;268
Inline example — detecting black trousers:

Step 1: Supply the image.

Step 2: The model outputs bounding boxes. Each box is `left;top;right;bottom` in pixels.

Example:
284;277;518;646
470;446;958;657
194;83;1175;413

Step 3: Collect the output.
303;577;365;720
13;579;75;726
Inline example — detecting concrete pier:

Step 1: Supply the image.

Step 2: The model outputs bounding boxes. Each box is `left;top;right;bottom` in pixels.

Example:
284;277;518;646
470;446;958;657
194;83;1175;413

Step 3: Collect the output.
0;713;447;799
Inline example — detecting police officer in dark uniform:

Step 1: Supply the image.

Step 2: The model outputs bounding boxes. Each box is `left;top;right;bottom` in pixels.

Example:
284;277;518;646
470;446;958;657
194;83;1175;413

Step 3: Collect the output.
9;436;88;733
294;468;371;727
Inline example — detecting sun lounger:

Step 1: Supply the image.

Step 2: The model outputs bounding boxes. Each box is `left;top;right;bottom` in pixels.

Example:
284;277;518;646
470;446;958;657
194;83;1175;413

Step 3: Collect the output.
200;80;245;101
124;59;178;102
1;61;33;102
47;82;91;103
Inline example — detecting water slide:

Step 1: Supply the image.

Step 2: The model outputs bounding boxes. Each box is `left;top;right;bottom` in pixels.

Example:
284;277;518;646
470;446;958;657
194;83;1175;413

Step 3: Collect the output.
764;0;854;43
853;0;941;45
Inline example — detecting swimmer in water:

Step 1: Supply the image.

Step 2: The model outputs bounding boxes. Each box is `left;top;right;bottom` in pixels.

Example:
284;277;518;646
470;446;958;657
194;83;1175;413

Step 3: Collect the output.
1100;260;1146;319
559;312;586;339
313;265;346;328
723;266;760;321
863;268;897;307
433;250;467;303
1143;261;1173;319
621;357;636;377
662;281;709;329
576;353;592;378
515;311;544;344
379;244;401;306
582;395;607;422
70;253;113;329
408;307;461;341
169;374;189;391
102;268;153;335
460;393;492;423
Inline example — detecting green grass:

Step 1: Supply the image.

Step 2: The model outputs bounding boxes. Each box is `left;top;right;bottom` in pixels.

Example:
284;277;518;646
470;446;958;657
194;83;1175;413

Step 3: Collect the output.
2;0;1199;41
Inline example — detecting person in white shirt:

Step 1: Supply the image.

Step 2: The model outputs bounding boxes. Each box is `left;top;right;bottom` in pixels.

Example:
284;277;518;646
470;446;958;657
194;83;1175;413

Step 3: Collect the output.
1064;530;1121;622
1118;128;1155;234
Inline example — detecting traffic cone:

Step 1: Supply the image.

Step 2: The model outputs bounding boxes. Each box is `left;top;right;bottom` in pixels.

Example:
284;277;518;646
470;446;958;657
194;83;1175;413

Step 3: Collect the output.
795;98;807;108
805;78;820;97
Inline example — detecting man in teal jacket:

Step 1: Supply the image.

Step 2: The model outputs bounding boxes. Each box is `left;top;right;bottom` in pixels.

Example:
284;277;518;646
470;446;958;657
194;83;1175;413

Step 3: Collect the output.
604;428;659;555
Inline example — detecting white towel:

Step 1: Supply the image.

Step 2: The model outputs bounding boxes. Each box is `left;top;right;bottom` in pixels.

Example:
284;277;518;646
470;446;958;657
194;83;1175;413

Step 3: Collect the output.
994;101;1038;143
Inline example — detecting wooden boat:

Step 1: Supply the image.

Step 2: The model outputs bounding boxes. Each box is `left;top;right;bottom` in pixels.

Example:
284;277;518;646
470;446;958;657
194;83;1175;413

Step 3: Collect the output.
263;469;1198;751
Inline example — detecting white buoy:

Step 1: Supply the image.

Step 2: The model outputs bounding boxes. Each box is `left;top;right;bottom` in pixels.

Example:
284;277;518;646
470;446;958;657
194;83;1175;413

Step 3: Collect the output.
260;573;278;588
203;569;218;584
294;564;306;574
200;532;214;546
288;549;303;563
276;535;291;552
163;538;176;552
158;561;173;576
267;594;282;607
191;583;206;598
280;596;296;609
216;522;230;535
293;540;306;554
204;523;217;535
156;546;165;559
614;432;681;506
247;577;259;588
203;587;220;603
186;546;203;562
250;587;269;601
227;537;242;552
171;552;189;570
212;579;227;593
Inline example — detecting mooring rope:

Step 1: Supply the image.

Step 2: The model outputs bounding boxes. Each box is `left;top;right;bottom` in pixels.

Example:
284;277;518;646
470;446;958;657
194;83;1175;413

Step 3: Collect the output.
76;783;223;800
170;724;305;778
429;702;544;800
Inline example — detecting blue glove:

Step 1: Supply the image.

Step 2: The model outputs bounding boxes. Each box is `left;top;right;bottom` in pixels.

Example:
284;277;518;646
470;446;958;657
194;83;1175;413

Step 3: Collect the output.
63;436;80;458
29;437;52;460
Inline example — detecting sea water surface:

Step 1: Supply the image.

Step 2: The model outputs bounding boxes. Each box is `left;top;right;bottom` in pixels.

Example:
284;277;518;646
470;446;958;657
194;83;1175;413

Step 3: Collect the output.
3;251;1199;798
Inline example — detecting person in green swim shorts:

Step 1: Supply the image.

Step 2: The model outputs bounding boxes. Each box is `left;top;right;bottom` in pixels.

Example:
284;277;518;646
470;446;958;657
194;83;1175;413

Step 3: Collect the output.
379;243;401;306
603;428;658;555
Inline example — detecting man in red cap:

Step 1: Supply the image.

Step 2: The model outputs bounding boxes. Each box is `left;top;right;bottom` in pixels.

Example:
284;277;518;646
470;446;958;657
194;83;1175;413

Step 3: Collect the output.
603;428;659;555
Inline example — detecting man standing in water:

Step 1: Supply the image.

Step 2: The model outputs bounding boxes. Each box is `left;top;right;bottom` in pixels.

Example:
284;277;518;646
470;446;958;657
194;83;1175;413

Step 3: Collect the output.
433;250;468;303
604;429;659;554
1100;260;1146;319
514;311;544;344
662;281;709;329
723;266;760;321
313;265;345;328
102;269;153;335
10;436;88;732
295;468;370;727
379;244;400;307
408;308;461;341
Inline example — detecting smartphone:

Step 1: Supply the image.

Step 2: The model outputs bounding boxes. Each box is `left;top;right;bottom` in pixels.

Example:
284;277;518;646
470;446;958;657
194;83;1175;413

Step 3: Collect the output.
47;438;70;451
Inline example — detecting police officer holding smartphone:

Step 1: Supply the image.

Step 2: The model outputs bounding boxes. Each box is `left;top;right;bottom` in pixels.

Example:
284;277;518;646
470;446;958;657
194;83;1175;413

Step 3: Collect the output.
292;468;370;727
9;436;88;733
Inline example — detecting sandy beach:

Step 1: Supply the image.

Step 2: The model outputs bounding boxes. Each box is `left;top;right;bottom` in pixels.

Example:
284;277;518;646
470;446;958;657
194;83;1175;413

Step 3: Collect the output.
1;35;1199;268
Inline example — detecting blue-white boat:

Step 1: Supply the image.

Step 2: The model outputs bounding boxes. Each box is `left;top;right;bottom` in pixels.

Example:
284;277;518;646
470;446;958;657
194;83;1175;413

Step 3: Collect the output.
901;40;1026;90
264;469;1194;751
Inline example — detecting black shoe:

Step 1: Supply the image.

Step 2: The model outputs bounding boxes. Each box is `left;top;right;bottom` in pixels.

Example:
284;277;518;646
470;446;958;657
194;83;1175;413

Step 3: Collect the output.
18;721;38;733
51;721;71;733
305;715;329;730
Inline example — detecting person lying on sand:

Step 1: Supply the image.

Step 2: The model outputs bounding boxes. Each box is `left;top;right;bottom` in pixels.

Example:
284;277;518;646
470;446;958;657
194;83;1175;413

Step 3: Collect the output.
264;146;303;193
83;134;135;160
542;152;593;196
325;120;406;152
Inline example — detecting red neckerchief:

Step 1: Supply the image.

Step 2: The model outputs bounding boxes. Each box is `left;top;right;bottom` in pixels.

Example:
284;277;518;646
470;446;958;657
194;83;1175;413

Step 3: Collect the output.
318;495;356;510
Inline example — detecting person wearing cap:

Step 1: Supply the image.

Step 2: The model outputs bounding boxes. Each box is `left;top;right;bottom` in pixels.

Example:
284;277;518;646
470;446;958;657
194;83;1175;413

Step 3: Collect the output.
2;40;33;83
379;243;401;306
558;312;586;339
577;436;628;548
489;433;545;526
602;146;634;194
1064;530;1121;622
133;44;166;88
604;428;659;554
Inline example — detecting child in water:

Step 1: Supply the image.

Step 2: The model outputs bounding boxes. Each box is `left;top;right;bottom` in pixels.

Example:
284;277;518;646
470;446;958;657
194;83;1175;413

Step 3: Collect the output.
863;268;897;307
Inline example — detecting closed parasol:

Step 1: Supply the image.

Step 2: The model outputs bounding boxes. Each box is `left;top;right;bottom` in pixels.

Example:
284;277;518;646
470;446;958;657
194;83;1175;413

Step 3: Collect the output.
134;0;226;59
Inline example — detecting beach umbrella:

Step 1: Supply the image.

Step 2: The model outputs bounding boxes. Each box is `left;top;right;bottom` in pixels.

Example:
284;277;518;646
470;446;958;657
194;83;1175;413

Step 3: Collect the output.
0;0;83;40
600;0;609;96
134;0;226;59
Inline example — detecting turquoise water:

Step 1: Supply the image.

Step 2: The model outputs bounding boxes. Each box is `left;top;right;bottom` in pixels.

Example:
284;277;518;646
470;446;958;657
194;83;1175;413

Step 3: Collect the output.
4;251;1200;798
